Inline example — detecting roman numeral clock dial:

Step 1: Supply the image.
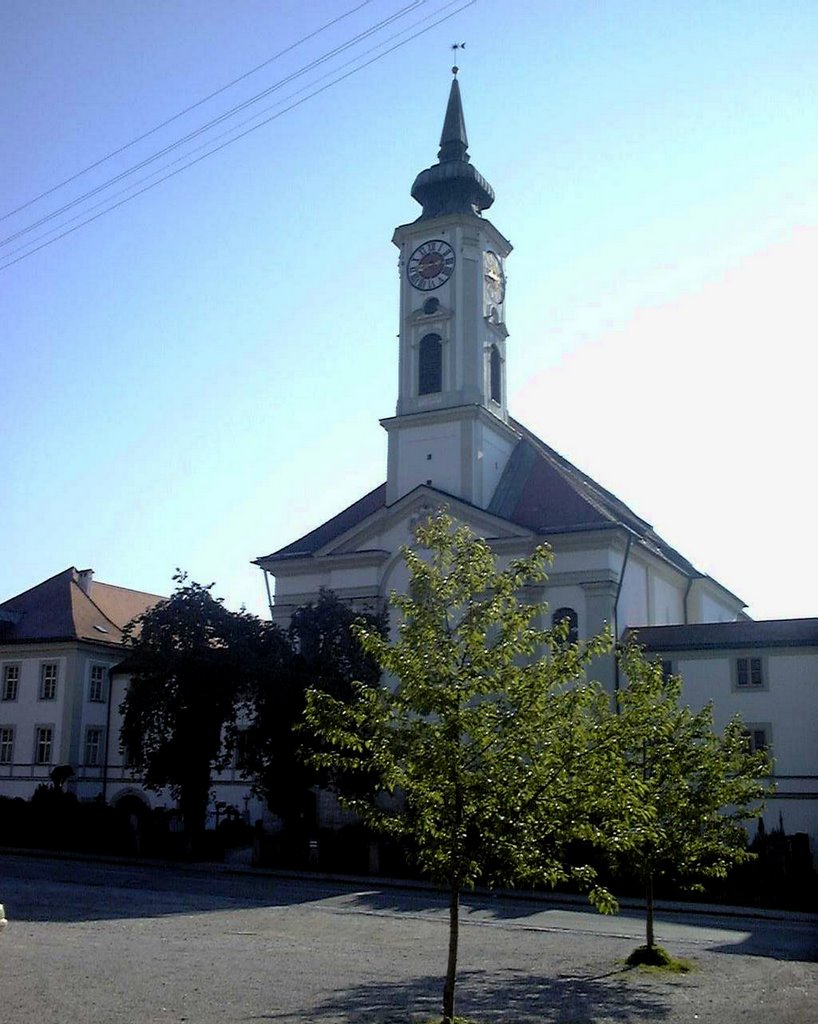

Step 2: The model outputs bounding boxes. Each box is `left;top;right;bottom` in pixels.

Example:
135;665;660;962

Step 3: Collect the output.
407;239;455;291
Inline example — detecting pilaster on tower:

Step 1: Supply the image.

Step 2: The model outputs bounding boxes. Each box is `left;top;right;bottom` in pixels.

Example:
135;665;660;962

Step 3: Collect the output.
382;74;518;510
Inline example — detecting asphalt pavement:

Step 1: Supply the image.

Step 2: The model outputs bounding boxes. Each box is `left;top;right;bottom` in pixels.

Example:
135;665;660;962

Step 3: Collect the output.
1;853;816;1023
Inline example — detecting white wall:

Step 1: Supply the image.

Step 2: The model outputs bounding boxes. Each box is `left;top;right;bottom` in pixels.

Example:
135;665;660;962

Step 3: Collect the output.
671;647;818;857
0;646;71;798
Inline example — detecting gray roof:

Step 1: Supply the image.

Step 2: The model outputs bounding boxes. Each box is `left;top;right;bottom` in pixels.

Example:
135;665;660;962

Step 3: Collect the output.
259;483;387;560
256;421;711;585
626;619;818;651
491;419;700;577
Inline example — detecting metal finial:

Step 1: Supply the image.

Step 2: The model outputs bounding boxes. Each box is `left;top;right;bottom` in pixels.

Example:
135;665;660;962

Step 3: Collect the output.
451;42;465;75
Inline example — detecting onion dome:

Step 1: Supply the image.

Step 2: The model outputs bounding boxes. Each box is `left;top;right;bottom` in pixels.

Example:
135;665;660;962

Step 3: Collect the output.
411;76;494;220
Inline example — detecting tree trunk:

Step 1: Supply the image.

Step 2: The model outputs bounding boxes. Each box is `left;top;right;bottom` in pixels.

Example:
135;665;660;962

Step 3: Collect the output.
442;880;460;1023
180;769;211;857
645;871;655;949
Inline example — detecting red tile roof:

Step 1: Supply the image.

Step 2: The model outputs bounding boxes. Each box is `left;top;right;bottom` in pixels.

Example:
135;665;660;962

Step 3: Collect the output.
0;568;164;646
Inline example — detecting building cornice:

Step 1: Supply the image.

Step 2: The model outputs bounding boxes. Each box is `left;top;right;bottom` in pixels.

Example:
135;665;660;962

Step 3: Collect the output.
269;549;390;577
380;403;521;440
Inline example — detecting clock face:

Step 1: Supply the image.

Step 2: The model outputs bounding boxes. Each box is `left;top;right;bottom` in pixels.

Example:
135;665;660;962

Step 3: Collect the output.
407;239;455;291
483;250;505;305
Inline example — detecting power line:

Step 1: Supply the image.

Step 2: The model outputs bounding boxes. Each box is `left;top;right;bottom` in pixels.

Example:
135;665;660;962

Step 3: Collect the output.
0;1;475;273
0;1;464;266
0;0;374;224
0;0;426;250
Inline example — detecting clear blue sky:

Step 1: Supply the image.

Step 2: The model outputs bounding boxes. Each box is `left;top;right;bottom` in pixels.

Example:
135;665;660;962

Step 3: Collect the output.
2;0;816;620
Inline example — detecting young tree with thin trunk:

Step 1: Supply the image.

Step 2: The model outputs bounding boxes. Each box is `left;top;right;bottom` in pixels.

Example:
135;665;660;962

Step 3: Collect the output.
615;642;773;961
305;514;634;1023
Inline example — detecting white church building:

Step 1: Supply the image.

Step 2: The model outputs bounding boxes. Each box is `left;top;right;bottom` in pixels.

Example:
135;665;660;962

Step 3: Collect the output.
255;75;817;854
256;75;746;673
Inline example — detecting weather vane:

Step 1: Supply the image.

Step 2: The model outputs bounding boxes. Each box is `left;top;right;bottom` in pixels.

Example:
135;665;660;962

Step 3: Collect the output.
451;42;465;76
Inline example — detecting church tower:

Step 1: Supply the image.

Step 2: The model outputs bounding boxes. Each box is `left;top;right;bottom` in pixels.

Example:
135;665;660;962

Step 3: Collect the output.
381;74;519;508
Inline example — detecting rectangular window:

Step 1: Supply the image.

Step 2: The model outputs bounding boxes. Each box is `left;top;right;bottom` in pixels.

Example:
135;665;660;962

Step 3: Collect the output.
736;656;763;688
84;727;103;767
233;729;251;771
0;726;14;764
660;660;674;682
2;664;20;701
35;726;53;765
743;725;771;754
39;663;58;700
122;740;140;768
89;665;106;703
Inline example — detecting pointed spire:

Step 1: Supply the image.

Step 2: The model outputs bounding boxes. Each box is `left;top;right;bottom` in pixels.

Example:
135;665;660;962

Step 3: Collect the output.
410;74;494;220
438;77;469;163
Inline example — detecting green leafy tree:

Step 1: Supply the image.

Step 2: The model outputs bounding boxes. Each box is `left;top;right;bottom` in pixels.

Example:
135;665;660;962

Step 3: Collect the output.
615;642;773;958
120;573;281;849
305;514;635;1023
244;589;386;832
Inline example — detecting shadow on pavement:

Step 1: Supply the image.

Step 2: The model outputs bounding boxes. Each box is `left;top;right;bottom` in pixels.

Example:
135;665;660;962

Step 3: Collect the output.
345;889;818;963
708;931;818;963
1;854;361;922
246;966;670;1023
5;854;816;966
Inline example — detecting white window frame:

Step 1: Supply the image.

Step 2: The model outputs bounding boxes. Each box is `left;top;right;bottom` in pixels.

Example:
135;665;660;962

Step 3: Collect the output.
733;654;766;691
742;723;772;754
418;332;444;396
84;726;104;767
34;725;54;765
39;662;58;701
0;725;14;764
2;663;20;702
88;664;107;703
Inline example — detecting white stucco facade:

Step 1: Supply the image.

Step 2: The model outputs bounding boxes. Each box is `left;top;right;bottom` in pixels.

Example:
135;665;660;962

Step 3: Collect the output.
630;622;818;861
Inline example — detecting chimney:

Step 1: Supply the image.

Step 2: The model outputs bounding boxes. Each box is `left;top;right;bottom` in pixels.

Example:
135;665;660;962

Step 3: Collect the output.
76;569;94;595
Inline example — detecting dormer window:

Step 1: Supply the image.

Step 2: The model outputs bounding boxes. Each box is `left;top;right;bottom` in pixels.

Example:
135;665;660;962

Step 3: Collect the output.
419;333;442;395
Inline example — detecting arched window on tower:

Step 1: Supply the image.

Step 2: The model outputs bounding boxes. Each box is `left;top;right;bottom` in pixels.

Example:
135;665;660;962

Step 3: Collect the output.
551;607;579;646
418;333;442;395
490;344;502;404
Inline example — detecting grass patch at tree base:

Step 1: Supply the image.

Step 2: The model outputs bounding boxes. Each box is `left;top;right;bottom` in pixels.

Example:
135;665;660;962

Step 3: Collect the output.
626;944;693;972
418;1018;483;1024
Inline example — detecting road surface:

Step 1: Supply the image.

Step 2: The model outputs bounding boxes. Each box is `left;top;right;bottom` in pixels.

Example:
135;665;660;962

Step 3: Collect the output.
1;854;815;1023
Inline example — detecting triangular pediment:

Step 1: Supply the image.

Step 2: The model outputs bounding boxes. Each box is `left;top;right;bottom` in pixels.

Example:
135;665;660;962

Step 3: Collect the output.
317;484;533;559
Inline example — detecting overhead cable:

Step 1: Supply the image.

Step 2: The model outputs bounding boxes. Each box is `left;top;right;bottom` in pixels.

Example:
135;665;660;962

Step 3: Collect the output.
0;0;375;224
0;0;426;250
0;0;475;273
